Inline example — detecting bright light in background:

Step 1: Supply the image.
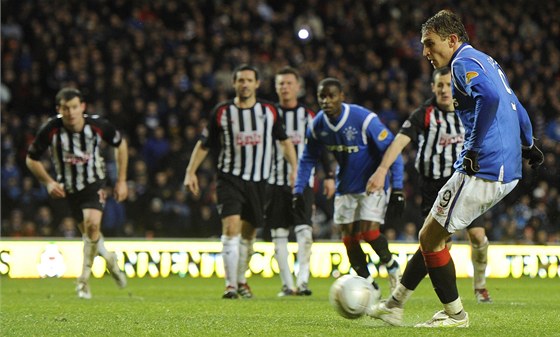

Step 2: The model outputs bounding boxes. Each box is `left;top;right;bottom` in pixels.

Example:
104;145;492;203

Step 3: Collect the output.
297;28;310;40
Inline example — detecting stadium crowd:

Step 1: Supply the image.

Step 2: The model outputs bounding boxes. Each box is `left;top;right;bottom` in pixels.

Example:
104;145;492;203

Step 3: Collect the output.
1;0;559;243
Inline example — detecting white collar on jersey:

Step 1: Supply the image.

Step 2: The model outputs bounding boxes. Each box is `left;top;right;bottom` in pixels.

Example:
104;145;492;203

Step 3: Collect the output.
324;103;350;132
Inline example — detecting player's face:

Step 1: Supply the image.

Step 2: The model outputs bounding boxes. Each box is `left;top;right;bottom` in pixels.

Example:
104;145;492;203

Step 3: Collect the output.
57;97;86;131
432;73;453;110
233;70;260;101
317;84;344;119
275;73;300;103
421;30;455;69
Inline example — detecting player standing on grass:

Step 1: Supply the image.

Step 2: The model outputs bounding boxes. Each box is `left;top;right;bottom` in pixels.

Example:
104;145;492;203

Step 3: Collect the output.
268;66;335;297
184;64;298;299
368;66;494;303
294;77;404;294
368;10;544;328
26;88;128;299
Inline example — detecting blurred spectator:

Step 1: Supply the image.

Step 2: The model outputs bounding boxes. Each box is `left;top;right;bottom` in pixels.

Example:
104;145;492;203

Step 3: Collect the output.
1;0;558;240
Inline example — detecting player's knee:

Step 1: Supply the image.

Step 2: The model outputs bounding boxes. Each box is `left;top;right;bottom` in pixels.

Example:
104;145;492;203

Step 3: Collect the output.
271;227;290;240
295;225;312;243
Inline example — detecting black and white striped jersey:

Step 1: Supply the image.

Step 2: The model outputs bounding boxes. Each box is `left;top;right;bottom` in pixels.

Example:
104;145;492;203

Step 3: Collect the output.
27;115;123;193
399;97;465;179
201;99;288;182
268;104;315;186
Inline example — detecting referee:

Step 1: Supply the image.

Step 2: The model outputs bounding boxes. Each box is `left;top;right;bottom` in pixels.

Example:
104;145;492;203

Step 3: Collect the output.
368;67;493;303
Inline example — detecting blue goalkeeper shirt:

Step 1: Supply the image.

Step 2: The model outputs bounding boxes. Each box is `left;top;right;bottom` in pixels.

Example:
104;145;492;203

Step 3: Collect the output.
450;44;534;183
294;103;404;195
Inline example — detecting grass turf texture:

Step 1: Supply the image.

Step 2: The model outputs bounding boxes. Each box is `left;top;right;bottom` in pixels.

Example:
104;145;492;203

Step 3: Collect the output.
1;276;558;336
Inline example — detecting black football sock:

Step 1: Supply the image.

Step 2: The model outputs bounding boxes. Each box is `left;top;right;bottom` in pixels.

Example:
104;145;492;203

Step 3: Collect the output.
423;247;459;304
343;235;370;279
363;229;393;265
400;248;428;290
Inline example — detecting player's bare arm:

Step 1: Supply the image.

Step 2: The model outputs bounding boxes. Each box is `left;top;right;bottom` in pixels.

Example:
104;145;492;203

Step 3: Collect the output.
113;138;129;202
279;138;298;188
367;133;411;193
183;140;209;197
25;156;66;198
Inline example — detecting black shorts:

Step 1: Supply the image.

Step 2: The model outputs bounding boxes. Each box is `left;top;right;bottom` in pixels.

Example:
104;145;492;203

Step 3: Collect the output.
420;175;484;229
216;172;266;228
265;185;313;229
67;180;106;222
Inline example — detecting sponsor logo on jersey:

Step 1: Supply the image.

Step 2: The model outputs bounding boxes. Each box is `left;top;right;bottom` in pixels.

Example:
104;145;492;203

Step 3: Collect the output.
402;120;412;129
63;153;92;165
236;131;262;146
289;132;304;145
465;71;479;84
439;133;464;147
325;144;359;153
377;129;388;141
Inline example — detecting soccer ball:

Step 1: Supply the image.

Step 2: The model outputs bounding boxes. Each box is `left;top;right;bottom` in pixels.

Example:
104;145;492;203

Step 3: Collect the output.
329;275;380;319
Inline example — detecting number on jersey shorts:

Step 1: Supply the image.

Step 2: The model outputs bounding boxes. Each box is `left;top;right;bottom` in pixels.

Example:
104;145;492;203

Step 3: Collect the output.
430;172;518;233
334;191;388;225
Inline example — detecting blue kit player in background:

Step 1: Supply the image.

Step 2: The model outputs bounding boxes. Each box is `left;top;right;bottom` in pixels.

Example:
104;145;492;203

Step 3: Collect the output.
294;77;405;294
368;10;544;328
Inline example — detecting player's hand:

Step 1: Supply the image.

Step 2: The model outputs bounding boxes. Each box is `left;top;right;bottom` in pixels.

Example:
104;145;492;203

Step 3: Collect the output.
462;150;480;176
522;138;544;169
366;167;388;194
114;180;128;202
46;181;66;198
184;172;200;197
323;178;335;199
289;171;297;189
292;193;306;214
386;189;405;220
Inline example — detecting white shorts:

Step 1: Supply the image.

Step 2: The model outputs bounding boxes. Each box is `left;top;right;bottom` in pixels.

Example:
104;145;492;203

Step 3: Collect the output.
334;191;388;225
430;172;518;233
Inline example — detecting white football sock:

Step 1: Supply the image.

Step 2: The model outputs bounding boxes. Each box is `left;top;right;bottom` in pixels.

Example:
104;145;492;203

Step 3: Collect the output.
444;298;465;318
295;224;313;287
221;235;240;288
387;283;413;308
272;228;294;289
80;235;98;282
471;236;489;289
237;237;254;285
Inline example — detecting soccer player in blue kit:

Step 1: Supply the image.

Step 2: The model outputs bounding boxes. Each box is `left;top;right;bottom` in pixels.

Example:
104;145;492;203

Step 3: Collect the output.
294;77;405;293
368;10;544;328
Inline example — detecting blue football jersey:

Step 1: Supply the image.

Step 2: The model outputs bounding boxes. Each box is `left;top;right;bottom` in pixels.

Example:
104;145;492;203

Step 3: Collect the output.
295;103;403;195
450;44;534;183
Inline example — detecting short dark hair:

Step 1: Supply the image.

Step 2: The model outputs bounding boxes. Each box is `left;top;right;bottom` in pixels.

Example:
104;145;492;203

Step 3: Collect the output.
232;64;260;81
275;66;300;81
55;87;83;106
432;66;451;82
318;77;343;92
421;10;469;43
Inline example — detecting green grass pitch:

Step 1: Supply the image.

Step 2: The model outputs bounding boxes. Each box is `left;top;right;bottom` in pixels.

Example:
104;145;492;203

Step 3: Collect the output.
1;276;558;336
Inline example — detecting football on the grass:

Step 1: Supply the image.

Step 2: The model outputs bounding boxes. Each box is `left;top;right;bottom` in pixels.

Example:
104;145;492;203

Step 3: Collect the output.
329;275;380;319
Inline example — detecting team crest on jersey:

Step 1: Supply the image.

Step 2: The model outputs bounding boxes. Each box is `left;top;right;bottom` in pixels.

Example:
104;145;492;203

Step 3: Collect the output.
465;71;479;84
343;126;358;142
377;129;388;141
